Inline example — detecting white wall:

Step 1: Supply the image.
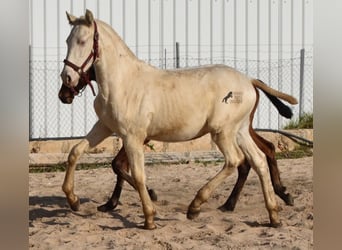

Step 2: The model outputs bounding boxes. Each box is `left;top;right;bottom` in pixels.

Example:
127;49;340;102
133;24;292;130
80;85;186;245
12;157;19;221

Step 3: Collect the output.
29;0;313;139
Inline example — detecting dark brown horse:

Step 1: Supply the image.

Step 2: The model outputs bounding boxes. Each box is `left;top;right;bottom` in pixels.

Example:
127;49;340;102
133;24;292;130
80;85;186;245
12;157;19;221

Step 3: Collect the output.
59;65;294;214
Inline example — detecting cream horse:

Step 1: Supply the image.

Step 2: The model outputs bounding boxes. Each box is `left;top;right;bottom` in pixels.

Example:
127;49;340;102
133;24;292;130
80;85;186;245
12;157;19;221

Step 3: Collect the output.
60;10;297;229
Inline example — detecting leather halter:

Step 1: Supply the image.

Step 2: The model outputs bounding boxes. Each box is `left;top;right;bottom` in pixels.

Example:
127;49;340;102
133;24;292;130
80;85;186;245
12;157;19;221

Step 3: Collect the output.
63;21;99;96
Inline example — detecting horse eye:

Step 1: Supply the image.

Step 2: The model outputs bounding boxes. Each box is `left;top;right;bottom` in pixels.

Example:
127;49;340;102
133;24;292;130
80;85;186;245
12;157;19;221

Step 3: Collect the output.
77;39;86;46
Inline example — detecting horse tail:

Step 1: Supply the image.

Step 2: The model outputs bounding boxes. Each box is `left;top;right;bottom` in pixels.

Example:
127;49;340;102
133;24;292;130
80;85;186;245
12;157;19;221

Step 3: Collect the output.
251;79;298;119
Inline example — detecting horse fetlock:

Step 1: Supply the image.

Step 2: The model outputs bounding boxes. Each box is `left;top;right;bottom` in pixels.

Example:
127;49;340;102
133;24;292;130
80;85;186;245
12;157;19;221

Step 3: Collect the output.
143;204;156;218
142;208;157;230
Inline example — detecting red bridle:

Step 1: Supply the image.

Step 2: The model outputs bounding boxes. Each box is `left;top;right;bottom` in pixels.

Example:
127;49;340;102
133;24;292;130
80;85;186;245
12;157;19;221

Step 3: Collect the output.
63;21;99;96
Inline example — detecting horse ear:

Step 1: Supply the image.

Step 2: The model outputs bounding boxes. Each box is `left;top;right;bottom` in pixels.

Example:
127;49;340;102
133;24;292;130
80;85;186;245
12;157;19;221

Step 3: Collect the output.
85;9;94;26
66;11;77;25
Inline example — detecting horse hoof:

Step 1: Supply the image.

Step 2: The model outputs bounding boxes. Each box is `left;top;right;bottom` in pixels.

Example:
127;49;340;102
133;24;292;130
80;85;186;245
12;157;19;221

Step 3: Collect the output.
285;194;294;206
97;201;118;212
186;207;200;220
143;222;157;230
148;189;158;201
218;203;235;212
69;196;80;211
270;221;282;228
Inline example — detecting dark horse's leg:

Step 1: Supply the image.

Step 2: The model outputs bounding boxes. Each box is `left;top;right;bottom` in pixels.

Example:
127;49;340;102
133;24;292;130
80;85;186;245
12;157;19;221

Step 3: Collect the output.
220;130;294;211
97;146;157;212
97;147;128;212
220;87;294;212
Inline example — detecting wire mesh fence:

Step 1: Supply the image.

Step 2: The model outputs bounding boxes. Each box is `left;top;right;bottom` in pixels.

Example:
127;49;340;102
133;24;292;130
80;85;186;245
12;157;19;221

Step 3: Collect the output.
29;49;313;140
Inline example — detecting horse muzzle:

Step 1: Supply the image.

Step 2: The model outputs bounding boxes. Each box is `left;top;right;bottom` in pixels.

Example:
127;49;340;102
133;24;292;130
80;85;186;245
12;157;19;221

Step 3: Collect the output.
58;84;75;104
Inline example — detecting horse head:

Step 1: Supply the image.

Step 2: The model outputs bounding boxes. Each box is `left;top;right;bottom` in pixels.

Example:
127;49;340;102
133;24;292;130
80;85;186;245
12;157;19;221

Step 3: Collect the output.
59;9;98;104
58;65;96;104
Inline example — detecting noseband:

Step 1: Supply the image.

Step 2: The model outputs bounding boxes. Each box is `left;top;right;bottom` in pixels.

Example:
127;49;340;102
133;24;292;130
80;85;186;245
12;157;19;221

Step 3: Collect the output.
63;21;99;96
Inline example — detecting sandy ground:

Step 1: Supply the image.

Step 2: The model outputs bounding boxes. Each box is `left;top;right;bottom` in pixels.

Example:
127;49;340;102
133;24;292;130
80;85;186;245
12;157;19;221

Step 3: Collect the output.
29;157;313;249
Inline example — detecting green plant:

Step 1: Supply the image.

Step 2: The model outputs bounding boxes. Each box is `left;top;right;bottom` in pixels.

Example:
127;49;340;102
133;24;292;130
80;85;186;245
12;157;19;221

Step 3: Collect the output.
283;112;313;129
145;143;155;151
275;145;313;159
29;163;111;173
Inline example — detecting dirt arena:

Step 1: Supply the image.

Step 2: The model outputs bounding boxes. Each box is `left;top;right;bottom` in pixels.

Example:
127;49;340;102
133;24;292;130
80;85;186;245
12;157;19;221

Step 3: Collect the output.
29;156;313;249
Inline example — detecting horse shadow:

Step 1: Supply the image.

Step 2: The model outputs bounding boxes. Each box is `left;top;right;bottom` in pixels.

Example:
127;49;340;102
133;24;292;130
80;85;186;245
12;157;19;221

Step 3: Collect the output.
29;195;92;227
98;211;138;230
243;220;272;228
29;195;176;230
99;211;176;230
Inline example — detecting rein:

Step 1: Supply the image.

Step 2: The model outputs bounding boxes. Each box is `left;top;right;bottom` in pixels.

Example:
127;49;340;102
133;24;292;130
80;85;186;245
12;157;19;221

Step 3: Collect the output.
63;21;99;96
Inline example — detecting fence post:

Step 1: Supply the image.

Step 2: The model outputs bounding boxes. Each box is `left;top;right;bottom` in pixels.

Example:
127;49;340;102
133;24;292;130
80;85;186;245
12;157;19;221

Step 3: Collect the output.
29;45;32;140
164;48;167;69
175;42;180;68
299;48;305;117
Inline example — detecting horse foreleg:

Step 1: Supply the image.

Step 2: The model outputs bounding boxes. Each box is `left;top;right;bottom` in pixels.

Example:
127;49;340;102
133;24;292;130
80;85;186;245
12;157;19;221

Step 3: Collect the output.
115;166;157;202
62;121;112;211
98;145;158;212
124;137;157;229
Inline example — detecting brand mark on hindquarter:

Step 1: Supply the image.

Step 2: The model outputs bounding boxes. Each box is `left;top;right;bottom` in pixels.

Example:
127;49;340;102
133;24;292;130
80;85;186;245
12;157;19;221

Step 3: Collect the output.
222;91;233;103
222;91;243;104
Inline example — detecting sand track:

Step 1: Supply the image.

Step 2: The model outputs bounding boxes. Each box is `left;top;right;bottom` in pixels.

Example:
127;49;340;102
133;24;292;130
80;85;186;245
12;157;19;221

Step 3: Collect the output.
29;157;313;249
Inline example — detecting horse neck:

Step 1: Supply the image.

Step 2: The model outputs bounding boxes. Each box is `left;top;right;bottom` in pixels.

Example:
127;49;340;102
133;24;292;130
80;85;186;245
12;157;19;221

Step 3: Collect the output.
95;21;148;94
98;20;139;67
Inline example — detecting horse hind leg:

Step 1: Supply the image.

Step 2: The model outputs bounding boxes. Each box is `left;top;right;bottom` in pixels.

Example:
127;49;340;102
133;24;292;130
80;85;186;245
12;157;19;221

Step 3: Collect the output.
238;131;281;227
124;137;157;229
251;130;294;206
267;157;294;206
187;131;245;220
97;147;128;212
220;131;294;212
219;160;251;211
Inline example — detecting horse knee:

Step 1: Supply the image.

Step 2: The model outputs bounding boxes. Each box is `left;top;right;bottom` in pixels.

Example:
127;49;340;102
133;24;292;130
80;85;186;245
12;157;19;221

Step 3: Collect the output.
67;145;79;164
68;141;87;164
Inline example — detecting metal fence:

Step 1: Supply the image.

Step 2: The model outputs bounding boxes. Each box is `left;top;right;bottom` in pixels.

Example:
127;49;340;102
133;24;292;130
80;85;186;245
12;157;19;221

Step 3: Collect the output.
29;0;313;140
29;47;312;140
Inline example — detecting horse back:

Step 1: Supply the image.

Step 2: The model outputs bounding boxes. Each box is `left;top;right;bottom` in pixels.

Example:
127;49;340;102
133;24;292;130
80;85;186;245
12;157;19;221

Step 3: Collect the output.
143;65;257;141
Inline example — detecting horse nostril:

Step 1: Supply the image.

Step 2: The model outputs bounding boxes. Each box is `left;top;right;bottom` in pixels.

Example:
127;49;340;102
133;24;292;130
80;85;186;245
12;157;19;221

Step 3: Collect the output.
67;75;72;83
